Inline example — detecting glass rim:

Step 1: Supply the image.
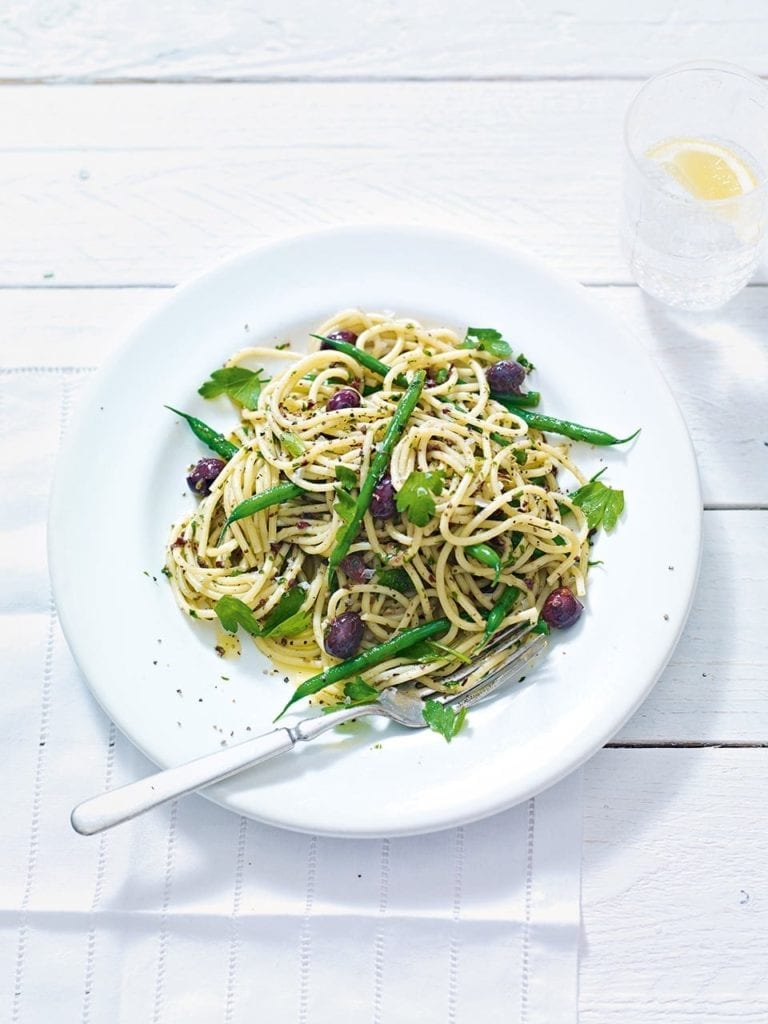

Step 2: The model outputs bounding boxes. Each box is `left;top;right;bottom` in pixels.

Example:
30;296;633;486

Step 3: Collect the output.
623;59;768;204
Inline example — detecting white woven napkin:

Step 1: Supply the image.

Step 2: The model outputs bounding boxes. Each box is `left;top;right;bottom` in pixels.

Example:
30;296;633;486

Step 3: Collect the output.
1;369;582;1023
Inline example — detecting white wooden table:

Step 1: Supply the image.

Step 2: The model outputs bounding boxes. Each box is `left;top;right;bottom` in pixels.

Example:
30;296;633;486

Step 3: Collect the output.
3;5;766;1020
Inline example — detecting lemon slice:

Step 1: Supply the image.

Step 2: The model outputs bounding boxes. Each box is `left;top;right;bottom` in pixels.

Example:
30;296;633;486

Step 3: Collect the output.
647;137;757;200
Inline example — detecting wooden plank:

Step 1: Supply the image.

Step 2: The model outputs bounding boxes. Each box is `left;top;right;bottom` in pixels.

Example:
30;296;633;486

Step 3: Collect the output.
0;81;628;286
581;748;768;1022
1;1;767;81
0;288;165;366
0;80;630;150
597;286;768;511
615;510;768;743
2;82;766;290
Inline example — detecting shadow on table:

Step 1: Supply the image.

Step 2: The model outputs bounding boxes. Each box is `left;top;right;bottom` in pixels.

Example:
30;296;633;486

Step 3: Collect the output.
633;287;768;505
581;503;744;873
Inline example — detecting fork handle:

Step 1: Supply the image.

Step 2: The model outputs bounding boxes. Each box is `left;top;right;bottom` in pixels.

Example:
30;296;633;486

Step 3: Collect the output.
71;705;370;836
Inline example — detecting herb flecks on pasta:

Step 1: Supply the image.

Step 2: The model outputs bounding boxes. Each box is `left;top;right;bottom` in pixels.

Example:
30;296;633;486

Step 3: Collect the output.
165;310;625;712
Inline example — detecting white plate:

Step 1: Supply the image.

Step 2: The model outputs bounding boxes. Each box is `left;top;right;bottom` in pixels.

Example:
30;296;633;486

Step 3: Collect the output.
49;225;701;838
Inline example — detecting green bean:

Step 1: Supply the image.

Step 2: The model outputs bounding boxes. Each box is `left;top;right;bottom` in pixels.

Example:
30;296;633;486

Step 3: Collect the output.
328;370;426;586
466;543;502;583
481;585;520;647
164;406;238;460
274;616;450;719
505;405;640;446
311;334;407;386
222;482;306;532
491;390;541;408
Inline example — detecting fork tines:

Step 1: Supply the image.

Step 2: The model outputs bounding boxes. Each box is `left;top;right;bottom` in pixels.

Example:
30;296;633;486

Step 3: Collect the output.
439;621;534;689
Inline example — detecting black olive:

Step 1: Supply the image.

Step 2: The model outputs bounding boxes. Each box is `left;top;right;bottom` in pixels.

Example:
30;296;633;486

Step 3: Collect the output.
487;360;526;396
327;388;361;411
324;611;365;659
541;587;583;629
186;458;226;496
321;329;358;349
339;554;373;584
370;472;396;519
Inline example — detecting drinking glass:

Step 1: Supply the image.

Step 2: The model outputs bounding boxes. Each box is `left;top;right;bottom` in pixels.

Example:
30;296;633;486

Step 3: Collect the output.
622;61;768;311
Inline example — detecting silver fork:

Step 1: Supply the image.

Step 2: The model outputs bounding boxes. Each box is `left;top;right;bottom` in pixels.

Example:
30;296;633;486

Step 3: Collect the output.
71;626;546;836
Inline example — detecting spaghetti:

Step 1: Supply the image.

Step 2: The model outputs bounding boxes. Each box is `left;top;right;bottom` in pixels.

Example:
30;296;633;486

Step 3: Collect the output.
166;310;593;706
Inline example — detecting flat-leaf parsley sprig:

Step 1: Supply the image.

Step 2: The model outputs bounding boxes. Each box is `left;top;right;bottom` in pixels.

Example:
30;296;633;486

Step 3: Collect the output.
214;588;312;640
422;699;468;742
461;326;512;360
321;678;379;713
198;366;270;409
395;470;445;527
570;471;625;532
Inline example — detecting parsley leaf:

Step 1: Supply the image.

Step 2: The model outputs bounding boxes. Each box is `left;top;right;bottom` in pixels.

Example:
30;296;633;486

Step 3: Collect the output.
334;487;356;525
198;367;269;409
281;433;306;457
335;465;358;489
405;640;472;665
376;566;415;594
395;470;445;527
461;326;512;360
402;640;444;663
430;640;472;664
343;678;379;703
267;609;312;638
333;463;357;527
215;588;311;639
422;699;468;742
321;677;379;713
571;479;625;532
261;586;311;637
214;596;262;637
516;352;535;372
